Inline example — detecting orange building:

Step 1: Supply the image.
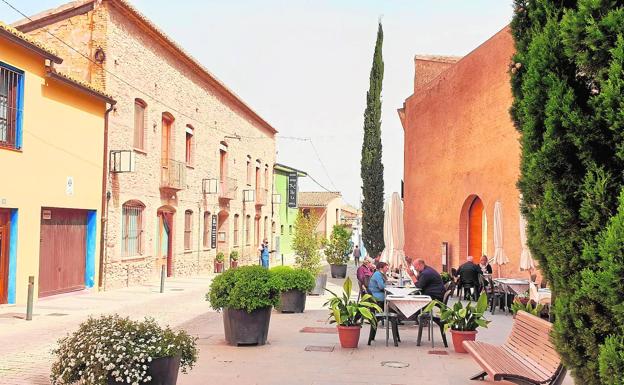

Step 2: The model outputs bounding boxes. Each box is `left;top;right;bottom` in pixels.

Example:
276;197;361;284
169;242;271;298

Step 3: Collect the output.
398;26;526;276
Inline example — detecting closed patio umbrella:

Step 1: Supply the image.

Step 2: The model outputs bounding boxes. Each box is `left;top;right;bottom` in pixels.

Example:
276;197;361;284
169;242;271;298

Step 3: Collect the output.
493;201;509;277
519;212;535;271
380;192;405;271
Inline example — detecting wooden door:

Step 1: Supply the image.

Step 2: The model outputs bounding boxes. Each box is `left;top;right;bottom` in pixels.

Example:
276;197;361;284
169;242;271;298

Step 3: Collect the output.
468;197;484;259
0;209;10;304
39;208;86;297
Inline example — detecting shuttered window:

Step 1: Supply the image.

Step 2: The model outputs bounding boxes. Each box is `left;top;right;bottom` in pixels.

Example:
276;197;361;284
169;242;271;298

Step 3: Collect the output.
233;214;239;246
134;99;146;150
184;210;193;250
122;201;144;257
0;64;23;150
203;211;210;248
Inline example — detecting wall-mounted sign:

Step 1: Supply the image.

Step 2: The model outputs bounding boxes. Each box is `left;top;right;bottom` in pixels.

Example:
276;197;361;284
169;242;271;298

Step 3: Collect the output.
0;198;6;206
42;209;52;220
66;177;74;196
287;173;298;208
211;214;218;249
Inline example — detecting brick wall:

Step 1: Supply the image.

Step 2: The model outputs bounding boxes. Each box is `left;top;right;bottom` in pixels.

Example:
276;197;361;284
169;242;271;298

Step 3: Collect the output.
401;26;525;277
23;1;276;289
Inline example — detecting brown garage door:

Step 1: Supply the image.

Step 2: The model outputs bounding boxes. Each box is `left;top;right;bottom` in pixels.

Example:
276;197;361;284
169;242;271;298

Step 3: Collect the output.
39;208;86;297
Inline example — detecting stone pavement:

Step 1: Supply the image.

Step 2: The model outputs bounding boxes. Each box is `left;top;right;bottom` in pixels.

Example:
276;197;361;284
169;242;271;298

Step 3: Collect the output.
0;263;575;385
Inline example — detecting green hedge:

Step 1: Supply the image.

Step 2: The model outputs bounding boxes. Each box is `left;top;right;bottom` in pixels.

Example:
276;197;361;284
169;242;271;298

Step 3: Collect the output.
269;266;315;292
207;265;279;313
511;1;624;383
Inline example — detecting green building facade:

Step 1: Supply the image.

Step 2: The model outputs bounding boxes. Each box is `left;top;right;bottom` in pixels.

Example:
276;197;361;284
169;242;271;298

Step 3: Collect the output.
273;164;306;258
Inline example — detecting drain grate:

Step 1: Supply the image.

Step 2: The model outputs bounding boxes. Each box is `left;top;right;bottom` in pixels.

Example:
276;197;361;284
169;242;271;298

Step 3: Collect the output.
381;361;410;369
300;327;337;334
428;350;448;355
305;345;334;352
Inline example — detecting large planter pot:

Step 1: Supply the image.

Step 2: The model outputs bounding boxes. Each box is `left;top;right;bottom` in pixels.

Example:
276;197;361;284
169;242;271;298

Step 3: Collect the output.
278;289;306;313
230;260;238;269
309;273;328;296
108;356;180;385
337;325;361;348
330;264;347;278
450;329;477;353
222;307;271;346
214;261;224;273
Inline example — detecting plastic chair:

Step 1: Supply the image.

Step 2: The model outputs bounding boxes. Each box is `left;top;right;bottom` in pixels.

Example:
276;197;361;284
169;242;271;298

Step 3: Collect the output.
416;288;451;348
368;312;400;347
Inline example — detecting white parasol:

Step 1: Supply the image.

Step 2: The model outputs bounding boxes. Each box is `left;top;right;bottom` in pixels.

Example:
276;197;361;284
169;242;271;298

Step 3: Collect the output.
380;192;405;271
493;200;509;276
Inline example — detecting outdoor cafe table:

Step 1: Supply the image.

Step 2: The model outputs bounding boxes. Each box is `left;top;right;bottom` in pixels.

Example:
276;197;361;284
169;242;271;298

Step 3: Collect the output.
384;293;433;347
494;278;531;314
385;287;420;296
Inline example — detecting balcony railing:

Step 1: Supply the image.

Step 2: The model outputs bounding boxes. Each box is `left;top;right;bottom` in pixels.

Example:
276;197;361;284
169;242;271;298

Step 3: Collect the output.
219;177;237;200
255;188;268;206
160;159;186;190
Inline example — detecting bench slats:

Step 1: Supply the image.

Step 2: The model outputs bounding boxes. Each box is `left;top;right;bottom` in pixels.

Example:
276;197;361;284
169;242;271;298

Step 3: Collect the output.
463;311;562;384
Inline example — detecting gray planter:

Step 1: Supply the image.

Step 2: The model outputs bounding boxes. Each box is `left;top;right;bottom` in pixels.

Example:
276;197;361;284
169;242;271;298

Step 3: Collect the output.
108;356;180;385
309;273;328;296
222;307;271;346
330;264;347;278
278;289;307;313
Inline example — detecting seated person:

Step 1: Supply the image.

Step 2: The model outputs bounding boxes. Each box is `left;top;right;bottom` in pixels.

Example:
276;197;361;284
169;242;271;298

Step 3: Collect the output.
368;262;389;302
407;258;445;301
356;257;375;294
479;255;493;275
456;255;481;299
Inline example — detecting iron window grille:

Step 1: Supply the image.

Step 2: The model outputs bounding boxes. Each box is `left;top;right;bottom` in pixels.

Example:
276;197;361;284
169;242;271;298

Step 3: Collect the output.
0;63;24;150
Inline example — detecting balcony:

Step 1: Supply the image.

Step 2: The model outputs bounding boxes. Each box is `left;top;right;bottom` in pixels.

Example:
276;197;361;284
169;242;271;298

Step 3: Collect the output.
255;188;268;206
219;177;237;200
160;159;186;191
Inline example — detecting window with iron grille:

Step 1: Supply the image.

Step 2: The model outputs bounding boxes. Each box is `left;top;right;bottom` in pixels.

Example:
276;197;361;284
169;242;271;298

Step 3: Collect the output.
203;211;210;248
0;63;23;150
134;99;147;150
122;201;144;257
233;214;239;246
184;210;193;250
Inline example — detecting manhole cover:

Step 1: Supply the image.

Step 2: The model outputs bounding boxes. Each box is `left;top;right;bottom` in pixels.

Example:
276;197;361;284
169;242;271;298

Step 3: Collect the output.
169;288;185;291
305;345;334;352
428;350;448;355
381;361;410;368
47;313;69;317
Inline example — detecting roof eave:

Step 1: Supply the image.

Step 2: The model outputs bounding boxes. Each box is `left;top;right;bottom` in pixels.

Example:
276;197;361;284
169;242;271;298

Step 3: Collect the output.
46;69;116;105
0;28;63;64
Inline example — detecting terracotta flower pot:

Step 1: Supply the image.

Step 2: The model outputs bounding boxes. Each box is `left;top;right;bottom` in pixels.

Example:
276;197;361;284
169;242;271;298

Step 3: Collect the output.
230;260;238;269
450;329;477;353
337;325;361;348
214;262;224;273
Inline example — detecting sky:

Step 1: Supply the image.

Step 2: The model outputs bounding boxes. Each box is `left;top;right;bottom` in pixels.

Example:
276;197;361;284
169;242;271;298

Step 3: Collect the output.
0;0;513;207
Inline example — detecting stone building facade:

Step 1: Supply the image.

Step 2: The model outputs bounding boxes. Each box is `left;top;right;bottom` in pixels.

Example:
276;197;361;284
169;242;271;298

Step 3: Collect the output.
16;0;277;289
398;26;526;276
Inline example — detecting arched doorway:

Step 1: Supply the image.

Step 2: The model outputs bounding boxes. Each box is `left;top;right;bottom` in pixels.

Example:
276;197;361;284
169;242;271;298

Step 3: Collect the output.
459;195;488;267
157;206;176;277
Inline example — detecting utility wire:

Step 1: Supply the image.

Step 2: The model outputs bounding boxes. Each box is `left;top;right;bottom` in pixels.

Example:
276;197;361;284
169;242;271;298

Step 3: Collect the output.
309;138;338;191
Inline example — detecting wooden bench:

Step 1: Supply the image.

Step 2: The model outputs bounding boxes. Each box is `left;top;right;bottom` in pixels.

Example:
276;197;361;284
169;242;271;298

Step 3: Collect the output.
463;311;567;385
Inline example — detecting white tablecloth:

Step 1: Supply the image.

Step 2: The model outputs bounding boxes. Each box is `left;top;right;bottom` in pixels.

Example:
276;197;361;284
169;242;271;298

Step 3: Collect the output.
385;287;420;297
495;278;530;295
386;295;432;319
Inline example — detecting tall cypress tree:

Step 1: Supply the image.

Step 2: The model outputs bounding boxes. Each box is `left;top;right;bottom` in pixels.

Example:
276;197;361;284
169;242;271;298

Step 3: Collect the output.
360;22;385;257
511;1;624;383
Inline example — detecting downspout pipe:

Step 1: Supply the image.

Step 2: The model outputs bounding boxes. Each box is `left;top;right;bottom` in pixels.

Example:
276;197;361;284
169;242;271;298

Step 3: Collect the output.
98;102;115;290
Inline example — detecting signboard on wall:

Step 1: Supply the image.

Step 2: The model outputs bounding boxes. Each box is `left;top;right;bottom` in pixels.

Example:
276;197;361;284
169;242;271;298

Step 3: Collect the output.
287;173;298;208
211;215;218;249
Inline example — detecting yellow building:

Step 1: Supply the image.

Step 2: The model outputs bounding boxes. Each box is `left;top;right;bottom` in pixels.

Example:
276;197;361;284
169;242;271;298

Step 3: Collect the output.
0;23;115;304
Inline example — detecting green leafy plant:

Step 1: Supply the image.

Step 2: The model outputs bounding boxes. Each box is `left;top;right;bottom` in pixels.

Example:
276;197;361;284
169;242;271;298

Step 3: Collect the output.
269;266;315;293
324;224;353;265
207;265;279;313
425;292;490;332
292;211;323;276
229;250;239;261
510;298;543;317
50;315;197;385
323;277;381;327
215;252;225;263
440;272;452;284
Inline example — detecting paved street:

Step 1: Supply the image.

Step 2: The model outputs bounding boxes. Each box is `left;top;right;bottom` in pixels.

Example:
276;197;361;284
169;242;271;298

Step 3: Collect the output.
0;264;574;385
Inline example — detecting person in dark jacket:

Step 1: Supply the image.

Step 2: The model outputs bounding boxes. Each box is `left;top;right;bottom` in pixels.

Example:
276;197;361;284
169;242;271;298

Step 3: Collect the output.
353;245;362;267
407;258;445;301
455;255;481;299
479;255;493;275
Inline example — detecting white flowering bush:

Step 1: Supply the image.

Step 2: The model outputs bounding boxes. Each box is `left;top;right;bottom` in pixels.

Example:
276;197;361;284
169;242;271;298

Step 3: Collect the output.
50;315;198;385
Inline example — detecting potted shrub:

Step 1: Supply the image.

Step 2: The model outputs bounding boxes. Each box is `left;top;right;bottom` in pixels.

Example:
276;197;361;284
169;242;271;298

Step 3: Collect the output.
425;292;490;353
324;224;352;278
324;277;381;348
50;315;197;385
292;212;325;295
214;252;225;273
207;265;279;346
229;250;239;269
270;266;315;313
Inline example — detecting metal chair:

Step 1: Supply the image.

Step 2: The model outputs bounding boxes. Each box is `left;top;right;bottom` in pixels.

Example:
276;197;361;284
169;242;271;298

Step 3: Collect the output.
416;288;452;348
